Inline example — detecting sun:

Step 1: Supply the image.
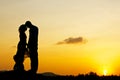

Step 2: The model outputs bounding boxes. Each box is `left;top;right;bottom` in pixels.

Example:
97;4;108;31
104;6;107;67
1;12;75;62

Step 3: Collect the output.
103;69;108;76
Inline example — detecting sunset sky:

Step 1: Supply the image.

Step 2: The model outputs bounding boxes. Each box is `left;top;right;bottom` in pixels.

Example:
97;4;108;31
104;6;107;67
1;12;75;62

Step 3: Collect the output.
1;0;120;76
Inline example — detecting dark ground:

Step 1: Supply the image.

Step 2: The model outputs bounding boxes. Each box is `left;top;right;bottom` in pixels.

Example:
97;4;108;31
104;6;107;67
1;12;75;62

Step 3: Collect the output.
0;71;120;80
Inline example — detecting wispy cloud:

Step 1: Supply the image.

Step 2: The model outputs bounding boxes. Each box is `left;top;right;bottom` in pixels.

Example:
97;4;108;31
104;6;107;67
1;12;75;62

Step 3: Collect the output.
56;37;87;45
11;46;16;48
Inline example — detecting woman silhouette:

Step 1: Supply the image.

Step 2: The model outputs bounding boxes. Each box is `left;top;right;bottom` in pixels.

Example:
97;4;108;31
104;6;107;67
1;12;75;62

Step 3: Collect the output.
13;24;27;72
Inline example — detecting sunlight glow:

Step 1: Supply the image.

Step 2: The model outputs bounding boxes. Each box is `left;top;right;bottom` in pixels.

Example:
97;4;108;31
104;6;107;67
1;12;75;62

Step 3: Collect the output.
103;69;108;76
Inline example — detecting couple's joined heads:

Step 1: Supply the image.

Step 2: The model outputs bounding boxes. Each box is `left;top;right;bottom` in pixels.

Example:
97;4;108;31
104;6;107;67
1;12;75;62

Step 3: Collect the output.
19;21;32;32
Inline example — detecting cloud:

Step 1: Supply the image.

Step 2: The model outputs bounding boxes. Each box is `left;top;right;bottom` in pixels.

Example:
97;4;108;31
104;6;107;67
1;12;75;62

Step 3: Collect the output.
56;37;87;45
11;46;16;48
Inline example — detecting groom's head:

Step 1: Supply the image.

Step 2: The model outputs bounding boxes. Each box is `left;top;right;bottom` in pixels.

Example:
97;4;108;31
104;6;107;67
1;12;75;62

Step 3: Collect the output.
25;21;32;28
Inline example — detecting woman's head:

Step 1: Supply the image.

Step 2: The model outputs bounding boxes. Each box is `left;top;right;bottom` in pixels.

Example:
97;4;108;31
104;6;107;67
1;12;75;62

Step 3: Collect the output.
19;24;27;32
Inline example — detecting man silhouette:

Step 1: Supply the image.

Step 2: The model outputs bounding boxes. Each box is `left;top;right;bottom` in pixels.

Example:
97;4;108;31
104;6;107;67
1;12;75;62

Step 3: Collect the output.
25;21;39;73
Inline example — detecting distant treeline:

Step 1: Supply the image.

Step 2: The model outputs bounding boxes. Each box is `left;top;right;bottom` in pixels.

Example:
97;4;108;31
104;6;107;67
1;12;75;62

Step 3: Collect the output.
0;71;120;80
39;72;120;80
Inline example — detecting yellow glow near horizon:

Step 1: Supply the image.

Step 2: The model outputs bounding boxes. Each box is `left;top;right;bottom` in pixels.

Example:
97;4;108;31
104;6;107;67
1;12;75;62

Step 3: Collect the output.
99;65;113;76
103;69;108;76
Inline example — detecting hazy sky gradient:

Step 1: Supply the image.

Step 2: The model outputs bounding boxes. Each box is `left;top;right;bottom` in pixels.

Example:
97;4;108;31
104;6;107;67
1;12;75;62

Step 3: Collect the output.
1;0;120;75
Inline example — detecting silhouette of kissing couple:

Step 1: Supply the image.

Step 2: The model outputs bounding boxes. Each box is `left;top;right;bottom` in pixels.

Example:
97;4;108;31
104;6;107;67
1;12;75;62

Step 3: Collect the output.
13;21;38;74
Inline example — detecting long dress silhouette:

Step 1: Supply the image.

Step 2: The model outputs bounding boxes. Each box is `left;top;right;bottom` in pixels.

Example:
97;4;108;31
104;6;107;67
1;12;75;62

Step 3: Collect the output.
13;24;27;72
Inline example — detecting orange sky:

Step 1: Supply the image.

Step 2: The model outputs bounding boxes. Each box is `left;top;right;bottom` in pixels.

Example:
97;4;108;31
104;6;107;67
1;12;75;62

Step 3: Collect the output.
1;0;120;76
